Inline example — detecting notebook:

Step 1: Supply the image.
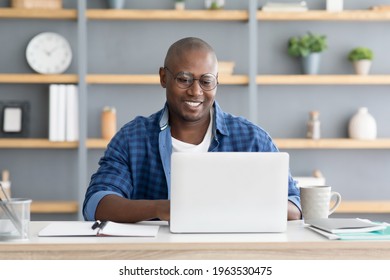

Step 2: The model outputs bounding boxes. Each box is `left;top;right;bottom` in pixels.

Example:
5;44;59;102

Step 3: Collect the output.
170;152;289;233
38;221;159;237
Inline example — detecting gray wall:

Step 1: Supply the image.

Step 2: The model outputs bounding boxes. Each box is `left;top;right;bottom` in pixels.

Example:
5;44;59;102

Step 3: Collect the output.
0;0;389;221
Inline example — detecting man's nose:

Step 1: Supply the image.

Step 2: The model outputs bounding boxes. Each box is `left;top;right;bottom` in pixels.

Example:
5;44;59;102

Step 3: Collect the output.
188;79;203;96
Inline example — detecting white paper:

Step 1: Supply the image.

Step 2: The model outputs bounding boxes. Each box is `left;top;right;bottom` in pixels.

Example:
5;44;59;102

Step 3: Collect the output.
38;221;159;237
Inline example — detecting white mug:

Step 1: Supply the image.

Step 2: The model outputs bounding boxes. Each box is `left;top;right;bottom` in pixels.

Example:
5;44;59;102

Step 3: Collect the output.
300;185;341;221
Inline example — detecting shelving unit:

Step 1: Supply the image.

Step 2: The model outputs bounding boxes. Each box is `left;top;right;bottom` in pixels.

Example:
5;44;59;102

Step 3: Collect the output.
0;74;78;84
86;74;249;85
86;9;249;21
257;10;390;21
256;75;390;85
31;201;78;214
1;1;389;217
0;8;77;19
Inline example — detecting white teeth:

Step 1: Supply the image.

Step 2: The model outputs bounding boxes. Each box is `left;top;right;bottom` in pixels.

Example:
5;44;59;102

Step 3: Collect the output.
185;101;201;107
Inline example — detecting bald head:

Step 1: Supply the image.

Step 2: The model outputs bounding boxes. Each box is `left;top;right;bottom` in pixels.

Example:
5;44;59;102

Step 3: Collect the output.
164;37;217;68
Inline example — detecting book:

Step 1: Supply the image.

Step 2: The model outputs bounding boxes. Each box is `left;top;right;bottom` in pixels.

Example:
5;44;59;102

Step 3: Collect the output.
65;84;79;142
308;224;390;240
57;84;67;142
38;221;160;237
262;1;308;12
305;218;386;234
49;84;59;141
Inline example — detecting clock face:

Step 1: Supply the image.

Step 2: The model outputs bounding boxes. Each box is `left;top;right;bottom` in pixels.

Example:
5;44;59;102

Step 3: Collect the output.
26;32;72;74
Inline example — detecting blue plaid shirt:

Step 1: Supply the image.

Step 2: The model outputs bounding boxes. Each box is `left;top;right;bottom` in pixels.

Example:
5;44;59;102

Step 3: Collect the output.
83;101;301;221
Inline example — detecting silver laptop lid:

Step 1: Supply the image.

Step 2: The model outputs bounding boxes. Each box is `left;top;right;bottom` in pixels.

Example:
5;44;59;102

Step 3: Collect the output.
170;152;289;233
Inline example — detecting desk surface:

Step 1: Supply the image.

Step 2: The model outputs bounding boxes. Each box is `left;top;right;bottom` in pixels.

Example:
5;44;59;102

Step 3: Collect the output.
1;221;390;260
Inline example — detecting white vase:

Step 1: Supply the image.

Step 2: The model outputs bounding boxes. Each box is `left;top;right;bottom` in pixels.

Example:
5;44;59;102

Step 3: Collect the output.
353;60;372;75
348;107;377;140
326;0;343;12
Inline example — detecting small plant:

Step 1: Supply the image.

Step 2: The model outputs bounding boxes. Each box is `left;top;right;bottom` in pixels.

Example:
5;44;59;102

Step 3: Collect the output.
205;0;224;10
288;32;327;58
348;47;373;61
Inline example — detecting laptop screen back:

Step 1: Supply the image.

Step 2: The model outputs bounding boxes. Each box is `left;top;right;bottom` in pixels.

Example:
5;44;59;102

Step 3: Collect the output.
170;152;289;233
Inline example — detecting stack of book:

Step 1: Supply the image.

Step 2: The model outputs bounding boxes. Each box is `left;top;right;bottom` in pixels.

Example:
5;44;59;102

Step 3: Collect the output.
306;218;390;240
49;84;78;142
261;1;308;12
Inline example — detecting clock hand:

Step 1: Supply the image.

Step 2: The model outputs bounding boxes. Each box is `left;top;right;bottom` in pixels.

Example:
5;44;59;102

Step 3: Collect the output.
45;47;59;56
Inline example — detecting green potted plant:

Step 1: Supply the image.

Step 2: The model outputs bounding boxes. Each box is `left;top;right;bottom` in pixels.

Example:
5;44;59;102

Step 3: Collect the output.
348;47;373;75
205;0;225;10
288;32;328;74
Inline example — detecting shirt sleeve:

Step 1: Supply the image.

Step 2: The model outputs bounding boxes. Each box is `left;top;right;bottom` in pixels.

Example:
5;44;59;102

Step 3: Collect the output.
287;174;301;212
82;128;133;221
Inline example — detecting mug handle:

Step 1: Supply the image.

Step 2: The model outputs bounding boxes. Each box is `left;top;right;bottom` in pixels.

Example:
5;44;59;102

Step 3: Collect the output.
328;191;342;215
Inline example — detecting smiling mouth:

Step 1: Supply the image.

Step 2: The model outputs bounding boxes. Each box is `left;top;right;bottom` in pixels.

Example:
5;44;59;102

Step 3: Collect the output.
184;101;203;107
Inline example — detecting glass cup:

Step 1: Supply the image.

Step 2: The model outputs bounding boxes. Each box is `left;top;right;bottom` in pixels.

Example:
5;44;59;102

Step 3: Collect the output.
0;198;32;240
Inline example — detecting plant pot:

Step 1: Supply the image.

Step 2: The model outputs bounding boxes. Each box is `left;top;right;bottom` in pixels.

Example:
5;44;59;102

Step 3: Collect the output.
107;0;125;9
175;2;185;10
301;53;321;75
353;59;372;75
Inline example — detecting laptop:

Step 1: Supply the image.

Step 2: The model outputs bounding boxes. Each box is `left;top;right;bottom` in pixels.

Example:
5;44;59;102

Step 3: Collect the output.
170;152;289;233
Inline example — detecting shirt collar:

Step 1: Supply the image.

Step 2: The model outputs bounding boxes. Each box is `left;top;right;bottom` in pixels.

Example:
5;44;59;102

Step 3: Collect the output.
158;101;229;137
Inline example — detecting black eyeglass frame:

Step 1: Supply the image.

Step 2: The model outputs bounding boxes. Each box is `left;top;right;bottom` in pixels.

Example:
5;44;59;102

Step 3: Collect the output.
163;67;219;91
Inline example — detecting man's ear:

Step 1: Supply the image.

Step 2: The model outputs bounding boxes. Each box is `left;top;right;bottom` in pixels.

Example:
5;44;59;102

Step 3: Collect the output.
159;67;166;88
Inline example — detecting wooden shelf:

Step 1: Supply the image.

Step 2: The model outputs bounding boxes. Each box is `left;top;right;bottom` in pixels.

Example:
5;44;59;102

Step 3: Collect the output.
258;10;390;21
87;138;109;149
0;8;77;19
0;139;78;149
87;138;390;150
336;201;390;214
257;75;390;85
31;201;78;214
87;9;248;21
0;74;78;84
275;138;390;149
87;74;248;85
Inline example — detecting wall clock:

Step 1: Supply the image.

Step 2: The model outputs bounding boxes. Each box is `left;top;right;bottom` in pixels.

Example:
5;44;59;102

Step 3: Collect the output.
26;32;72;74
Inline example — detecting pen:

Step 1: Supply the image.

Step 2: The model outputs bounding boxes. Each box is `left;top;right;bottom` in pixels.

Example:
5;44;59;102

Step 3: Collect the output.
91;220;108;230
91;220;101;230
0;182;22;236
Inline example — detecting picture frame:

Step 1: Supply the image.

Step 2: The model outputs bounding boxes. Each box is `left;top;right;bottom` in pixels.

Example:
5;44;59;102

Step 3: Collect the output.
0;101;30;138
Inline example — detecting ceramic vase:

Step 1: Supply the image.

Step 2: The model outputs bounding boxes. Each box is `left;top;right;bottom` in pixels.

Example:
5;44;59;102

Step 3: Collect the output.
348;107;377;140
353;60;372;75
301;53;321;75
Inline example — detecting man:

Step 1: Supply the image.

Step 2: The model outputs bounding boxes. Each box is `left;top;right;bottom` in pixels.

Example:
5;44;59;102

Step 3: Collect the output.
83;37;301;222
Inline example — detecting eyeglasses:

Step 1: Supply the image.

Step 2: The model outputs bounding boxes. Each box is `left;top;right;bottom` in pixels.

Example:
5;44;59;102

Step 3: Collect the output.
164;67;218;91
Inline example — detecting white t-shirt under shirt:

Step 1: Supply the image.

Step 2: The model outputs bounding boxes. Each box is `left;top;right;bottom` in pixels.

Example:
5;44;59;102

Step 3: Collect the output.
172;109;213;153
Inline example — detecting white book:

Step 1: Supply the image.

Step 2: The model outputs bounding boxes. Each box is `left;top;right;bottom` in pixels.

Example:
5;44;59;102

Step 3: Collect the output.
262;1;308;12
49;84;59;141
38;221;160;237
57;84;67;142
306;218;386;234
65;85;79;142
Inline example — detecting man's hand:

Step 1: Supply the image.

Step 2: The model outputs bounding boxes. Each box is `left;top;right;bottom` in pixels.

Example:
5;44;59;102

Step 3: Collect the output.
287;201;302;220
95;195;170;223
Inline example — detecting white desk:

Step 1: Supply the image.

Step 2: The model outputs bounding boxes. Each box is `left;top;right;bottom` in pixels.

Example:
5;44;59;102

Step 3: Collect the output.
0;221;389;259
